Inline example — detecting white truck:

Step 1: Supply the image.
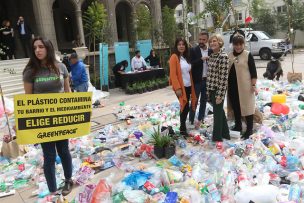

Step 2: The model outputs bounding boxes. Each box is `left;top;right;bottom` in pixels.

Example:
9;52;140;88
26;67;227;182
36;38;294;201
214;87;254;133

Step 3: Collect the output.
223;30;285;60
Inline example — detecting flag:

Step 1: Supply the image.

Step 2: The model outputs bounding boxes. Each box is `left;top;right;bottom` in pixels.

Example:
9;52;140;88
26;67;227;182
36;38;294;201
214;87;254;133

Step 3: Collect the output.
245;16;253;24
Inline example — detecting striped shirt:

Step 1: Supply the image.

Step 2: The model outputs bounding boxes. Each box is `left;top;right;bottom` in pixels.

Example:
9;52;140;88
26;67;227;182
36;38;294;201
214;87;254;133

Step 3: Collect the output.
206;51;229;100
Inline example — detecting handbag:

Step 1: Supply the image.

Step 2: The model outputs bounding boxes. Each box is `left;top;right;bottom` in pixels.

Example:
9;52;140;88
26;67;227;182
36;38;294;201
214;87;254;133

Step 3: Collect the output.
287;72;302;83
0;84;24;159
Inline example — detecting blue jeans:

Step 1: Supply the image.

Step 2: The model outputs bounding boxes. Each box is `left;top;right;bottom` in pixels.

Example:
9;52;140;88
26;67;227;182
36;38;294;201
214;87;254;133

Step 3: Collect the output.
41;140;72;192
74;82;88;92
189;79;207;123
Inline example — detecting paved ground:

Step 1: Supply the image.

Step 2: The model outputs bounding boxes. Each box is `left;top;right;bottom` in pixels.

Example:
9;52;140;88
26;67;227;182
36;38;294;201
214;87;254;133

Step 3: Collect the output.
2;52;304;203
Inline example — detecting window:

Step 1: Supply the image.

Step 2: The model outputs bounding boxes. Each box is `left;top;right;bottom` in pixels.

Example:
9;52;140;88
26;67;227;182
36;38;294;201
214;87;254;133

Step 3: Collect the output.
177;10;182;17
277;5;287;13
238;13;242;21
233;0;242;6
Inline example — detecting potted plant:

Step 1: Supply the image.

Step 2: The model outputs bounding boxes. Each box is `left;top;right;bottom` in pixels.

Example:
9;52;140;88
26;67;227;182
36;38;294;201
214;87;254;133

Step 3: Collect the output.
163;134;176;159
142;82;147;93
147;81;153;92
137;83;143;94
150;80;156;90
149;126;165;159
126;85;134;94
156;79;162;89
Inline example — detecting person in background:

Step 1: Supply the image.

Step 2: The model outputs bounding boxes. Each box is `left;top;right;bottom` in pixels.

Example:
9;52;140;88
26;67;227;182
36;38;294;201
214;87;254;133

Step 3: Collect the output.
131;50;147;71
69;53;89;92
1;20;15;60
227;34;257;140
62;53;71;72
263;58;283;81
23;37;73;196
145;49;160;68
206;33;230;142
189;31;213;128
17;16;33;58
169;38;197;137
112;60;128;87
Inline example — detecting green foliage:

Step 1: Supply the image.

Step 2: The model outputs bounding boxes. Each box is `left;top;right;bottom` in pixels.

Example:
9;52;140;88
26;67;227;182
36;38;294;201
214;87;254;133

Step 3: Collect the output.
162;6;178;48
136;4;152;40
251;0;266;19
276;0;304;31
200;0;232;28
83;1;109;87
252;9;277;35
83;1;108;43
149;126;172;147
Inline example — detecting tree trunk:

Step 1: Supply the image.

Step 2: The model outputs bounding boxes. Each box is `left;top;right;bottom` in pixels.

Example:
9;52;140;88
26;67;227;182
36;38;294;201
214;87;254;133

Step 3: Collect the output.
93;35;96;87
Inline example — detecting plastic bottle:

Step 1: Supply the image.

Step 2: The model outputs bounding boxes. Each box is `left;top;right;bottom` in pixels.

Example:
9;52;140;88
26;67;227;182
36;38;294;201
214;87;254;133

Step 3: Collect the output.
205;179;221;202
288;184;301;202
238;172;251;189
287;171;304;182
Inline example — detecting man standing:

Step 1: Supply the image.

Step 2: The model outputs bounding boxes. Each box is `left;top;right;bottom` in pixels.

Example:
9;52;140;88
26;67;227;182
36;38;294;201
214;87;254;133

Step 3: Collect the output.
17;16;32;58
69;53;89;92
189;31;212;127
131;50;147;71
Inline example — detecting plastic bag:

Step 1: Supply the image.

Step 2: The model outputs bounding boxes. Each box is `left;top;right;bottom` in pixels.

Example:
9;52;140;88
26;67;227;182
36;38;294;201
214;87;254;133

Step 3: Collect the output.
234;185;280;203
123;190;148;203
75;184;96;203
122;171;152;189
91;179;112;203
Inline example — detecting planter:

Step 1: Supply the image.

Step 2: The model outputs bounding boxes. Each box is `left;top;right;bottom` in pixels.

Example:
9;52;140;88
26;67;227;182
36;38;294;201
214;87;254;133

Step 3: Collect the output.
137;89;143;94
154;146;165;159
164;144;176;159
287;72;302;83
73;47;89;60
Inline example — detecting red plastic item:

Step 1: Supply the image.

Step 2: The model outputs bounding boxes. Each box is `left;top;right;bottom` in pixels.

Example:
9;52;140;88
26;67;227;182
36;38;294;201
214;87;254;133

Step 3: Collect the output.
271;103;290;115
134;144;153;158
91;179;112;203
280;156;287;167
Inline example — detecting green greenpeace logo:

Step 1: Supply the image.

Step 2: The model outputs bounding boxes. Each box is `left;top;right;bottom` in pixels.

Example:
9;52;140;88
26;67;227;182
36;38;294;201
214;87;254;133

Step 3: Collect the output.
35;76;60;83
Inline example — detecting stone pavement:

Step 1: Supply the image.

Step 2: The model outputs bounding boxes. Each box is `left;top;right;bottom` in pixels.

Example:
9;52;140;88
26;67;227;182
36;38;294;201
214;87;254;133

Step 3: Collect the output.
2;52;304;203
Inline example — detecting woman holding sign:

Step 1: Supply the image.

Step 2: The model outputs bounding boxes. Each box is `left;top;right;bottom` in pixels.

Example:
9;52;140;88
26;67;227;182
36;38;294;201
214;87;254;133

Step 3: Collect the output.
23;37;74;196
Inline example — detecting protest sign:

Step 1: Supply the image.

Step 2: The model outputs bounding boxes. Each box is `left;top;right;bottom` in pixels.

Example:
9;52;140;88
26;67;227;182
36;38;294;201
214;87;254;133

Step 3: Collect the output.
14;92;92;144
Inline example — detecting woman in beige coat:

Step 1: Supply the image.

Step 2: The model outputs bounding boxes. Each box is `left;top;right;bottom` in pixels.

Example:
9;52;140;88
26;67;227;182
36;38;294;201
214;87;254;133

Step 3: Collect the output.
228;33;257;140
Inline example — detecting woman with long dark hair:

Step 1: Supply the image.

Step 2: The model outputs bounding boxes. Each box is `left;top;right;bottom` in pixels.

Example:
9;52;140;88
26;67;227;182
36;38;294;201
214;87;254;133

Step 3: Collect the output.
169;38;197;136
145;49;160;68
23;37;73;196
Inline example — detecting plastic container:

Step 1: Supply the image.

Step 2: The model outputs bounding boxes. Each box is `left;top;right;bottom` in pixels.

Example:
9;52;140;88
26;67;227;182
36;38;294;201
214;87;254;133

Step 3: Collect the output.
272;94;287;104
287;171;304;182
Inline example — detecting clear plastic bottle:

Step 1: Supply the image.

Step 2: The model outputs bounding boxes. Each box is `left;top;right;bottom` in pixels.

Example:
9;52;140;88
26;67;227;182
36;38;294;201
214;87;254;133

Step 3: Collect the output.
287;171;304;182
238;172;251;189
288;184;301;202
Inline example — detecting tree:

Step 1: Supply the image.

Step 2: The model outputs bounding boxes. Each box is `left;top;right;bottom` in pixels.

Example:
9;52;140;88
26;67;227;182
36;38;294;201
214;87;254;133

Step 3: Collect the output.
252;9;277;35
135;4;152;40
251;0;265;19
277;0;304;32
161;6;178;48
200;0;232;28
83;1;109;87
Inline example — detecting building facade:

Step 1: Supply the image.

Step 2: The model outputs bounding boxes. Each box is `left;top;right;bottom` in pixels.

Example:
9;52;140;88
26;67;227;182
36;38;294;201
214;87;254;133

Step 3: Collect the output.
1;0;179;58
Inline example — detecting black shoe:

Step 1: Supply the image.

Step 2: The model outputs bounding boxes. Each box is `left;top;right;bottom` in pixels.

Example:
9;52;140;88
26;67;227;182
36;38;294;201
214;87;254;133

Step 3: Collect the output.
180;130;189;139
231;125;242;132
241;130;253;140
61;179;73;196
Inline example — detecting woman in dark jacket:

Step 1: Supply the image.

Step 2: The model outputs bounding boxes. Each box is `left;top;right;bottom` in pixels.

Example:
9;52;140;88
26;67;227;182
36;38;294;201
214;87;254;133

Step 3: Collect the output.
145;49;160;68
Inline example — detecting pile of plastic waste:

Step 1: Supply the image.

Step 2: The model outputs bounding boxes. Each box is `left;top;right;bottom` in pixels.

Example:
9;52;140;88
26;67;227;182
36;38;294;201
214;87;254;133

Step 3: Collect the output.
1;80;304;202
